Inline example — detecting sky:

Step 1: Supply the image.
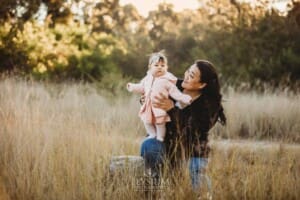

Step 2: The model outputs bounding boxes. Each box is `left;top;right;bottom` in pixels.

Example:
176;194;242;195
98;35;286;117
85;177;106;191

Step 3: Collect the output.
120;0;200;16
119;0;290;17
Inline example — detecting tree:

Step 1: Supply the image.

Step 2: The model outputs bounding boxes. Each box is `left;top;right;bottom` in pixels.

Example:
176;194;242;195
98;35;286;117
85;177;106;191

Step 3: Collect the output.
0;0;42;24
90;0;120;33
146;3;178;42
42;0;73;26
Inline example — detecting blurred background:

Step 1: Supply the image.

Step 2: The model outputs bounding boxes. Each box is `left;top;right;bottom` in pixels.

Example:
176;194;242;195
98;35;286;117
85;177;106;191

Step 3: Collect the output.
0;0;299;89
0;2;300;199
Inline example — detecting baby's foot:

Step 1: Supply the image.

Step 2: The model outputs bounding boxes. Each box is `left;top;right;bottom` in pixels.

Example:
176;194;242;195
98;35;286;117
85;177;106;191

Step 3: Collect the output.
146;135;156;139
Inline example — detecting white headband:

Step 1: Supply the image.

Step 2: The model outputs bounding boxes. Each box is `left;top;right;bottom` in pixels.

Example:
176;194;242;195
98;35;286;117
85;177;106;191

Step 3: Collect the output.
149;52;168;66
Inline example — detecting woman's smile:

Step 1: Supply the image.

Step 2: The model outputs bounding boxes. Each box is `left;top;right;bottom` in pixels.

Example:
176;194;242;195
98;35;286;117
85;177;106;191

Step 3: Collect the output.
182;64;202;90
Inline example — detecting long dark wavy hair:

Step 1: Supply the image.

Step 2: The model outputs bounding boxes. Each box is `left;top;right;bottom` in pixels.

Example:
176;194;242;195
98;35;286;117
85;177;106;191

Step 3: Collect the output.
195;60;226;125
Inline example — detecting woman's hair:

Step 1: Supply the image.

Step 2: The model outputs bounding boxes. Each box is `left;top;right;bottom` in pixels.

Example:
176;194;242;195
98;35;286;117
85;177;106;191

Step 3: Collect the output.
148;50;168;67
195;60;226;125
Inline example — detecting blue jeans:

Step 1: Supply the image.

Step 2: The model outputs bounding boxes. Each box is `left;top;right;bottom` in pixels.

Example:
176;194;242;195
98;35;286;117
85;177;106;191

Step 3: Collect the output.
140;139;211;192
189;157;212;192
140;138;166;176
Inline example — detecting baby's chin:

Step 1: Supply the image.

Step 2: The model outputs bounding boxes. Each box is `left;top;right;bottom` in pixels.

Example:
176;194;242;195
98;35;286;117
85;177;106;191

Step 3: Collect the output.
153;71;166;77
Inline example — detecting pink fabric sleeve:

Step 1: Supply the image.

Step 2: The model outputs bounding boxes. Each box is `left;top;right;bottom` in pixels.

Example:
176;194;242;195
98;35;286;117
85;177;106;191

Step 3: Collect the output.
127;77;146;94
168;83;192;105
127;83;144;94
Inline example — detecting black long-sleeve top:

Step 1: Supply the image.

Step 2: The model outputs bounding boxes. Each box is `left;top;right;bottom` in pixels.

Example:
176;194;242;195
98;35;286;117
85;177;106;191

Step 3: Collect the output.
164;80;221;166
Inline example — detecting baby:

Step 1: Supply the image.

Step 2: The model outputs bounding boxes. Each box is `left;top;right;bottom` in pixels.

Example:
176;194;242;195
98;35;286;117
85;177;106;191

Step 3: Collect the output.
127;51;191;141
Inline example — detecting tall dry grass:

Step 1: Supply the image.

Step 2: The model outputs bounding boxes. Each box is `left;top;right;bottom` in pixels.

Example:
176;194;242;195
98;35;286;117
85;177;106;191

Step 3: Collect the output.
216;88;300;142
0;78;299;200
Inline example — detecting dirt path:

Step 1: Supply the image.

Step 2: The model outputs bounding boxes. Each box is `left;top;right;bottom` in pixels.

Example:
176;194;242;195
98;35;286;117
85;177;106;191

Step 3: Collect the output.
135;138;300;151
210;139;300;151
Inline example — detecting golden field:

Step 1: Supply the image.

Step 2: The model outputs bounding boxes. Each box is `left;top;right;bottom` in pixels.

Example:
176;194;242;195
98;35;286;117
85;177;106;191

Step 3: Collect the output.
0;78;299;200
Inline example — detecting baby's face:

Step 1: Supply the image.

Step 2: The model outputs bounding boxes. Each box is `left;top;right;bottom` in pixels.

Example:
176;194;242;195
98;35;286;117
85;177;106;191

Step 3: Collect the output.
149;60;167;77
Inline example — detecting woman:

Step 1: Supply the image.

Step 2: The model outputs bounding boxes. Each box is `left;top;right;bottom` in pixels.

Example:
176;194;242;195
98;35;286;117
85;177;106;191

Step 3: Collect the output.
141;60;226;190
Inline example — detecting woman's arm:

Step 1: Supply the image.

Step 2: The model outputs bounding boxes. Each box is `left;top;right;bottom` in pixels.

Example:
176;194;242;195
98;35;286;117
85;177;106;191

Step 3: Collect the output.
151;92;175;111
152;92;183;128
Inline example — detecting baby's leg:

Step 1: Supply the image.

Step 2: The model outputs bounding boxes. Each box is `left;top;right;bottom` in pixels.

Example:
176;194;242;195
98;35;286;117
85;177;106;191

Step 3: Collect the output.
144;123;156;138
156;123;166;142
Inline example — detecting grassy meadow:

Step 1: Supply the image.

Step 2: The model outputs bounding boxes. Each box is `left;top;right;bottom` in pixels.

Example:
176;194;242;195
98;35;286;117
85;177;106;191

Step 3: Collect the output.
0;78;299;200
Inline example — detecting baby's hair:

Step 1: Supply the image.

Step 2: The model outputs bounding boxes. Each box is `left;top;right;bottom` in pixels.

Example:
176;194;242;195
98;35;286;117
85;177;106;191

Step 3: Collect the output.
148;50;168;67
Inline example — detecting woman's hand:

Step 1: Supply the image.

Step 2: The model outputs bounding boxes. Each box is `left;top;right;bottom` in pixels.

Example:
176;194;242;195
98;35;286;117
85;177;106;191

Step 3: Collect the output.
139;94;145;105
152;92;174;111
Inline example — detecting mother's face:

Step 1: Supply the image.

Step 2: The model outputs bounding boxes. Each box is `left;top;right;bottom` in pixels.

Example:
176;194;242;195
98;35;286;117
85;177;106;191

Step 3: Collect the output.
182;64;207;91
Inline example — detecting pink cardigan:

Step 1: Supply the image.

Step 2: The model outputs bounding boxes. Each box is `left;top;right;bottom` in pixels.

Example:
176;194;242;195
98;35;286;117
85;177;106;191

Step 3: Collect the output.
127;72;191;124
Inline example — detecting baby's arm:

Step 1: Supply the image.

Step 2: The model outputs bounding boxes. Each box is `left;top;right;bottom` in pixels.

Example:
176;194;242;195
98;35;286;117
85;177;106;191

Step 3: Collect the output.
127;76;146;94
127;82;144;94
168;84;192;105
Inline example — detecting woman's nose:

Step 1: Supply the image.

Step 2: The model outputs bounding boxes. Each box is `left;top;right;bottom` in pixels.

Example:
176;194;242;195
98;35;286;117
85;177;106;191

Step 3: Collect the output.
184;73;189;80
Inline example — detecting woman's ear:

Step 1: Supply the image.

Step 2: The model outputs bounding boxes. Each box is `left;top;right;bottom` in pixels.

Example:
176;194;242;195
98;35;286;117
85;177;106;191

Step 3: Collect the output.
199;82;207;89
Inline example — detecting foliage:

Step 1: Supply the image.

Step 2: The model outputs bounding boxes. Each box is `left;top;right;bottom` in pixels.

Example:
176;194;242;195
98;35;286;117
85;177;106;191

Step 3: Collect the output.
0;0;299;86
0;0;42;23
198;0;300;85
0;21;126;81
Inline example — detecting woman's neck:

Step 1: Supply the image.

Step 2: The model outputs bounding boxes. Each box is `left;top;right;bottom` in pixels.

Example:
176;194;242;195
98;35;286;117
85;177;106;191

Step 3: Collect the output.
183;89;201;99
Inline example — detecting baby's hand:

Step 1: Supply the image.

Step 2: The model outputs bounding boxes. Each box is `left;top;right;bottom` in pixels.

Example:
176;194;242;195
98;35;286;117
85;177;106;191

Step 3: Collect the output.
126;83;132;91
